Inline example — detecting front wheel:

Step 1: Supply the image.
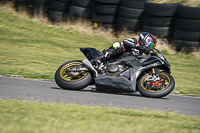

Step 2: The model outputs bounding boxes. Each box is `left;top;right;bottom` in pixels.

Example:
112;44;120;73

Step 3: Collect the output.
55;60;93;90
137;72;175;98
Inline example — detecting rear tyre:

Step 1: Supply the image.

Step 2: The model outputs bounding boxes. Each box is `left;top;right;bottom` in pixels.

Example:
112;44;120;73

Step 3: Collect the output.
55;60;93;90
137;72;175;98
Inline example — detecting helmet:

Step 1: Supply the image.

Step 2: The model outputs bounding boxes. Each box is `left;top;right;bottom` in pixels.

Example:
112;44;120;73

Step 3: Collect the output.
138;32;157;49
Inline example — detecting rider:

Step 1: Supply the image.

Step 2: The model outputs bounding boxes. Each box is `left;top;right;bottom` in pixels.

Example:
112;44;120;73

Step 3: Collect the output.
92;32;157;64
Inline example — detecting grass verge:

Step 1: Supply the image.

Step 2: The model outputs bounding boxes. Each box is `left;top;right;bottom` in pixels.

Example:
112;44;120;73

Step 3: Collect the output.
150;0;200;7
0;100;199;133
0;5;199;95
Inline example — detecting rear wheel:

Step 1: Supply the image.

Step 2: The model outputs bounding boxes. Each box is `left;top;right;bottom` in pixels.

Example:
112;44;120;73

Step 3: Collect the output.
137;72;175;98
55;60;92;90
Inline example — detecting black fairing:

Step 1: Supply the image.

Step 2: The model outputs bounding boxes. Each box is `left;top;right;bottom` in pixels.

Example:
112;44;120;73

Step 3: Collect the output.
140;56;170;72
80;48;101;60
141;57;159;66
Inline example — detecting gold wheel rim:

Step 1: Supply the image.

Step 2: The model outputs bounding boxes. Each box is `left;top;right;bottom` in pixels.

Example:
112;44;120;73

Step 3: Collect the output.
60;62;88;82
141;73;170;92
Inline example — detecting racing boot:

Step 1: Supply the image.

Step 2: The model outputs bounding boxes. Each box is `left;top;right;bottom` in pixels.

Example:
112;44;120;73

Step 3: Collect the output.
91;42;124;65
91;52;107;65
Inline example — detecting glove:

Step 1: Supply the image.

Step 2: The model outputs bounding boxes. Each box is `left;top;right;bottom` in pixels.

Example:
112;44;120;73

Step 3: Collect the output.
137;45;150;55
143;47;150;55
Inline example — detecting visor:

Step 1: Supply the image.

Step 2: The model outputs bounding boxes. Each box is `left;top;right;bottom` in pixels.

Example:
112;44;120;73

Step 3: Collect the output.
148;41;156;49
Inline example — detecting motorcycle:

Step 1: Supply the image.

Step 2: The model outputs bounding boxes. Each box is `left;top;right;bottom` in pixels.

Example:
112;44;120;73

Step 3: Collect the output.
55;47;175;98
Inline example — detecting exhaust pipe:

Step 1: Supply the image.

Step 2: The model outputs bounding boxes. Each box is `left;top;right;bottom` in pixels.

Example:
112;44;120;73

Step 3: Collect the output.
82;58;98;77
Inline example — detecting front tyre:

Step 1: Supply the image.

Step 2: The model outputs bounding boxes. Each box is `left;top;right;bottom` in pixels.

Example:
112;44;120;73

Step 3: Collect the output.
55;60;93;90
137;72;175;98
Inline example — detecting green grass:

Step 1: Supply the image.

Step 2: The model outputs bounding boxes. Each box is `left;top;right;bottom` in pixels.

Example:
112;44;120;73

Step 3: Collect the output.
150;0;200;7
0;5;200;95
0;100;199;133
165;53;200;95
0;6;112;79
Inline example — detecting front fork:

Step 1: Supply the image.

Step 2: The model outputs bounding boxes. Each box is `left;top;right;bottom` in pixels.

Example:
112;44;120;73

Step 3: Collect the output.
148;68;160;82
152;68;156;75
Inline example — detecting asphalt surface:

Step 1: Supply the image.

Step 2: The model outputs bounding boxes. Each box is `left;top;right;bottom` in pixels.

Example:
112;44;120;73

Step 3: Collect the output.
0;76;199;116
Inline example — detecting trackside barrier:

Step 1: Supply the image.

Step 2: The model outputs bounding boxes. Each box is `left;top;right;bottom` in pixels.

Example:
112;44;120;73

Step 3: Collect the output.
1;0;199;52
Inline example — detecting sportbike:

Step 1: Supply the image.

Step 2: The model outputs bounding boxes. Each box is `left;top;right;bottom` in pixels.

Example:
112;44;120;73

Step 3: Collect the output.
55;47;175;98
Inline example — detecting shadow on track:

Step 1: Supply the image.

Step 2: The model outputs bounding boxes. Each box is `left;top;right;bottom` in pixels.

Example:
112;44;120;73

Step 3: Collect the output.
50;86;169;100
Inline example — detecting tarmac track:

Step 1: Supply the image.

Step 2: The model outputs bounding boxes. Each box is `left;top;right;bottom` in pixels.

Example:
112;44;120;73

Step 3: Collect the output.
0;76;199;116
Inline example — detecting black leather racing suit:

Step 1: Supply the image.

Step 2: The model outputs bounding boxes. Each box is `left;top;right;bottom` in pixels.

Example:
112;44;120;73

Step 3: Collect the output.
95;38;149;62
